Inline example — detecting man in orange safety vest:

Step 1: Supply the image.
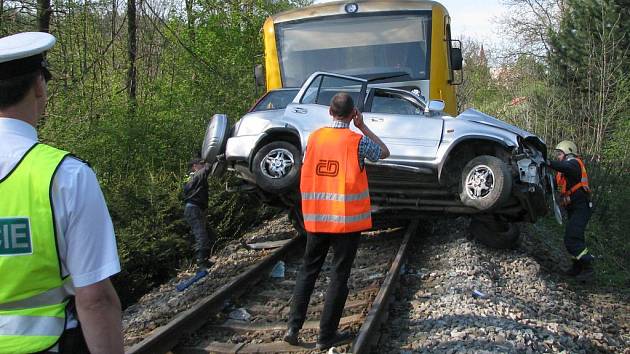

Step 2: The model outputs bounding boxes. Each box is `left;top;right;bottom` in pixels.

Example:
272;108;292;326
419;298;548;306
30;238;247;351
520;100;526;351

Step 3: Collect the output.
284;92;389;350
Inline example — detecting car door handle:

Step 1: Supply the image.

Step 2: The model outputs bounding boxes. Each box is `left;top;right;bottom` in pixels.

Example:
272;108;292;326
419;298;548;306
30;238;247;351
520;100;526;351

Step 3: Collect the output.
293;107;308;114
370;118;384;122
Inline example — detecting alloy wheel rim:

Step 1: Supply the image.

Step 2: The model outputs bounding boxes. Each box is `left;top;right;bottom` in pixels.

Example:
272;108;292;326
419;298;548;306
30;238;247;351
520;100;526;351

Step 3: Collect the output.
465;164;495;199
261;148;294;179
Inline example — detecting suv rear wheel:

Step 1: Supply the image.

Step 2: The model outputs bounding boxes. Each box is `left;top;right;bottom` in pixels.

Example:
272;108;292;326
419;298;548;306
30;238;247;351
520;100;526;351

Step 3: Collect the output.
459;155;512;211
469;215;520;249
252;141;301;193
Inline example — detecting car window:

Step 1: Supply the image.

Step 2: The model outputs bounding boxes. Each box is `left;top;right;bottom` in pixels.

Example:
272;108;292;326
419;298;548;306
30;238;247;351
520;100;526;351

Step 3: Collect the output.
301;75;364;107
300;76;322;104
370;90;423;115
252;90;299;112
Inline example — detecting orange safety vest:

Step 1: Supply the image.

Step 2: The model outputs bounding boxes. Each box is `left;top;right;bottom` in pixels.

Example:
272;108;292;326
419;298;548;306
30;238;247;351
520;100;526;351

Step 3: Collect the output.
300;128;372;233
555;157;591;197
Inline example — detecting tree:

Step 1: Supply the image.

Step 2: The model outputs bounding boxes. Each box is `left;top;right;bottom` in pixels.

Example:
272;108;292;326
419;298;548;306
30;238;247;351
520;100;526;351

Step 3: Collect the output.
548;0;630;156
127;0;137;108
37;0;51;32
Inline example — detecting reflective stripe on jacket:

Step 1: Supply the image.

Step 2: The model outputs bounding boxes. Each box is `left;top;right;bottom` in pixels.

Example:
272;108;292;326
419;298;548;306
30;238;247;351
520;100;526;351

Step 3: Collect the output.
555;157;590;197
0;143;72;353
300;128;372;233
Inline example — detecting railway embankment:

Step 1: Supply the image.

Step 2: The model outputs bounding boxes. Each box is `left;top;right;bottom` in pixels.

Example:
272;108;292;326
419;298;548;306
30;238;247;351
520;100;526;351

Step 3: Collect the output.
123;215;629;353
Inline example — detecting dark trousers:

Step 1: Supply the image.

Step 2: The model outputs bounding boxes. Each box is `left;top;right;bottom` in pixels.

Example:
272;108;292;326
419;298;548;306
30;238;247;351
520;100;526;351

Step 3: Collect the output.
565;202;592;259
287;231;360;341
184;203;214;263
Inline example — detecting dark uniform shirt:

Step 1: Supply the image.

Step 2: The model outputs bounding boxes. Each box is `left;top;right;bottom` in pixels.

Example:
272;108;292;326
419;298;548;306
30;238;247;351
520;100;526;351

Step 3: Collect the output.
550;158;588;207
183;163;211;209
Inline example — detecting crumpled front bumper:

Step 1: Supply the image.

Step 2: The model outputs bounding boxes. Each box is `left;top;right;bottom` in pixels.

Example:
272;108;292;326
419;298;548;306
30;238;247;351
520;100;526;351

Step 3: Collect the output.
511;146;552;222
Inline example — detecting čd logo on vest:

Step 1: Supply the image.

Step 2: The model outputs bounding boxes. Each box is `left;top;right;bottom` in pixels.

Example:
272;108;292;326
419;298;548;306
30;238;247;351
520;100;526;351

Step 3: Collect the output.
0;217;32;255
316;160;339;177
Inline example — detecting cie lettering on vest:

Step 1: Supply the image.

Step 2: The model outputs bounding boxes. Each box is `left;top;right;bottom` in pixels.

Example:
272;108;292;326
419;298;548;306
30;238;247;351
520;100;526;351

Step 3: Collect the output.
316;160;339;177
0;217;33;255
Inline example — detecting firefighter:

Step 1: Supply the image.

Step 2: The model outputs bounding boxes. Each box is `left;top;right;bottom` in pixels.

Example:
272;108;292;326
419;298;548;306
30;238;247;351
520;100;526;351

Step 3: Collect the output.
283;93;389;350
548;140;594;281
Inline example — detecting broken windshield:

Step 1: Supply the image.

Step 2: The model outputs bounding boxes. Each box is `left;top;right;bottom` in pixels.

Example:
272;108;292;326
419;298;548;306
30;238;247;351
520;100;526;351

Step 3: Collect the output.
276;13;431;87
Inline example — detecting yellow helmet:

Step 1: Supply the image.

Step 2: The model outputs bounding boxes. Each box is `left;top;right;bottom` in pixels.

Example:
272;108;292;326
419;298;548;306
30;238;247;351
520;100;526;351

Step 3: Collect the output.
555;140;578;155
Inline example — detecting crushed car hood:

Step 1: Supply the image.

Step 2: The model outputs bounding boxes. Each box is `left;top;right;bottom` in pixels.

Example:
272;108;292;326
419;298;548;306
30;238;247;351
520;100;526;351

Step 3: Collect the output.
457;109;533;137
457;109;547;156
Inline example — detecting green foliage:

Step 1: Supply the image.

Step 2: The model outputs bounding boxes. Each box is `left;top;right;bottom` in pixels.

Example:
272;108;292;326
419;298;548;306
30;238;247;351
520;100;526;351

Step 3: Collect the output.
2;0;309;305
461;0;630;287
549;0;630;89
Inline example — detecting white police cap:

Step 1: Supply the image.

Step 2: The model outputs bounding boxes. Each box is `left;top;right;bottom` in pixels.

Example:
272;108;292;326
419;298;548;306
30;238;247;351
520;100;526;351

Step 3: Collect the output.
0;32;56;80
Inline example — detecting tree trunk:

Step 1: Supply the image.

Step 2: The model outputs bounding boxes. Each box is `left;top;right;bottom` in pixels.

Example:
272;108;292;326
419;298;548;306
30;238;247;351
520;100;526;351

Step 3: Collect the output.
112;0;117;66
185;0;195;43
37;0;52;33
0;0;5;32
127;0;137;107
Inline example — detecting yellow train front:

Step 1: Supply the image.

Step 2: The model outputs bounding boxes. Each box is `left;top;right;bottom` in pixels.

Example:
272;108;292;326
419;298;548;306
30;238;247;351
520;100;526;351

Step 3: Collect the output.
259;0;462;116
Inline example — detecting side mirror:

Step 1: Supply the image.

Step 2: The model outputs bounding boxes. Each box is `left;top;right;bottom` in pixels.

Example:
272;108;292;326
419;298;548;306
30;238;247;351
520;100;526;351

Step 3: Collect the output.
427;100;445;114
451;47;463;71
254;64;265;88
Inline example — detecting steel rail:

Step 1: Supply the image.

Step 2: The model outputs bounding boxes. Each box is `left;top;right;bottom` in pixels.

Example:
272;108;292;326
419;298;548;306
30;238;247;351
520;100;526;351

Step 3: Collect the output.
352;219;419;354
125;236;302;354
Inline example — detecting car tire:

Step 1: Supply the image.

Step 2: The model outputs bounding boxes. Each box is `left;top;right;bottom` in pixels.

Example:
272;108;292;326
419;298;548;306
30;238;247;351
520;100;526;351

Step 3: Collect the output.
459;155;512;211
469;215;520;249
201;114;229;177
252;141;301;193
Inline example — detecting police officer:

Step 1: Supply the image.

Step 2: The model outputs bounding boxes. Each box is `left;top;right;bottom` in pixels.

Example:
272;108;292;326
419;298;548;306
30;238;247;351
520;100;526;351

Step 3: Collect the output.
283;93;389;350
549;140;594;281
0;32;123;353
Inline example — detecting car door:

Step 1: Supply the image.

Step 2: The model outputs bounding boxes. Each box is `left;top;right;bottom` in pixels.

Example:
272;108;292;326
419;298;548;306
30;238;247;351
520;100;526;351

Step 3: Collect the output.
282;73;368;151
363;88;443;162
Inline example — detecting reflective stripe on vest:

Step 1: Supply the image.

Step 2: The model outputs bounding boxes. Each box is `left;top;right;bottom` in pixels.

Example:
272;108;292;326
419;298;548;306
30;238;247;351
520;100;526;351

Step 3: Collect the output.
0;283;71;311
301;190;370;202
300;128;372;233
0;314;65;336
303;211;372;224
0;143;70;353
555;157;590;197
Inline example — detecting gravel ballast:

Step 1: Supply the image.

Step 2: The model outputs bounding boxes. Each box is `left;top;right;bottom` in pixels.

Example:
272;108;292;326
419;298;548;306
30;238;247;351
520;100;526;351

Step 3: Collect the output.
378;217;629;353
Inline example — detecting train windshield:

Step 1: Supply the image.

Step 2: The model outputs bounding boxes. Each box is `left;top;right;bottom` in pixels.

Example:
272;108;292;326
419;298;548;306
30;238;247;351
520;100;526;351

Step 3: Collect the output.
276;13;431;87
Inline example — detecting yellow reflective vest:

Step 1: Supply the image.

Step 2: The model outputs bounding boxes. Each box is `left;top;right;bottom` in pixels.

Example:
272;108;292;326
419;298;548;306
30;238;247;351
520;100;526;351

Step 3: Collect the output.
0;143;72;353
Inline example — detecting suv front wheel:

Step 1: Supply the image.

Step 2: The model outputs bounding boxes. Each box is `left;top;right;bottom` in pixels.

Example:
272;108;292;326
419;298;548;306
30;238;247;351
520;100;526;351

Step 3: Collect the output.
459;155;512;211
252;141;301;193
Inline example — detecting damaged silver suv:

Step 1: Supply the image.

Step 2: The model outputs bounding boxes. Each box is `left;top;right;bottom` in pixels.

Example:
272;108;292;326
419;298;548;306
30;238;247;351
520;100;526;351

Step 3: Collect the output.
203;72;555;248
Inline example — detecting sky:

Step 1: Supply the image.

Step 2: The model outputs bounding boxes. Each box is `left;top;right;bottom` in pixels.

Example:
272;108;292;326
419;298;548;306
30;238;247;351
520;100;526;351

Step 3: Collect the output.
312;0;507;46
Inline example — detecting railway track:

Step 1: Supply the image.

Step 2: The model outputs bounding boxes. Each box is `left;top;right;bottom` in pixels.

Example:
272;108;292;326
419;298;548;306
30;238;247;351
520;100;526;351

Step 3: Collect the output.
126;220;418;354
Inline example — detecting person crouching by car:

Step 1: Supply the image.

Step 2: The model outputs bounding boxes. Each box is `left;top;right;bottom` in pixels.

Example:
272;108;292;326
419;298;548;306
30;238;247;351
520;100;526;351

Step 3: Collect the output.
183;158;215;270
283;92;390;350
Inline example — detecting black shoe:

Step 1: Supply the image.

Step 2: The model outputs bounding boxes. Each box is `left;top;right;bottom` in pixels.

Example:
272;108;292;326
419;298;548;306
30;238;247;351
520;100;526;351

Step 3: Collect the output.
576;262;594;282
565;260;583;277
283;327;299;345
316;331;352;350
